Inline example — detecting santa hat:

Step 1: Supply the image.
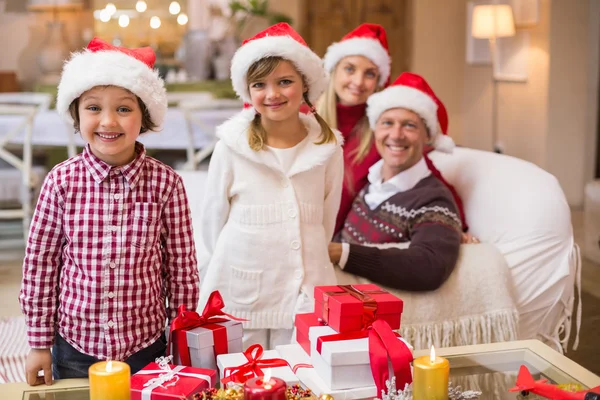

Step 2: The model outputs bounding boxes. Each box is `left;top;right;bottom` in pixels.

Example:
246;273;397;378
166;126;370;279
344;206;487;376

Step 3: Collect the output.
323;23;391;87
230;23;327;104
366;72;455;153
57;37;167;129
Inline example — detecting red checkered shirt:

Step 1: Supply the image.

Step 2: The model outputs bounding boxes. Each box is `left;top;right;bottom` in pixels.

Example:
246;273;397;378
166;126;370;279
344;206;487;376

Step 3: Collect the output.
20;142;199;361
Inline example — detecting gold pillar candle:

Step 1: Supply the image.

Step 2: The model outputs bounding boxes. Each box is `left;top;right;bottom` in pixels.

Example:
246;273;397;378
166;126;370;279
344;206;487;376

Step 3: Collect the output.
89;360;131;400
412;346;449;400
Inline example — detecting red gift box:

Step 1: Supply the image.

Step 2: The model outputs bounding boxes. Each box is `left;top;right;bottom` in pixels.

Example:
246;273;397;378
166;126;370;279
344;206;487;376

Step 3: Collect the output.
314;284;403;333
294;312;325;355
131;360;216;400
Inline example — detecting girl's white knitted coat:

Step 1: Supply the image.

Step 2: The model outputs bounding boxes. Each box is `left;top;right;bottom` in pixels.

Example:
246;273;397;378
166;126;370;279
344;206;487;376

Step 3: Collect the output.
198;108;344;329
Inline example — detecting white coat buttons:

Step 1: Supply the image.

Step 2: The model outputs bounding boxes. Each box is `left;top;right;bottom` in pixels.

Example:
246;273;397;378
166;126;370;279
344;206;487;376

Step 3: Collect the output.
290;240;301;250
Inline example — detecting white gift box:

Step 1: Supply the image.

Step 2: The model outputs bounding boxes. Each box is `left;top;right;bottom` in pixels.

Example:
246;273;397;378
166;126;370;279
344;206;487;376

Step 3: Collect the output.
174;320;243;370
216;347;299;385
309;325;412;390
276;344;378;400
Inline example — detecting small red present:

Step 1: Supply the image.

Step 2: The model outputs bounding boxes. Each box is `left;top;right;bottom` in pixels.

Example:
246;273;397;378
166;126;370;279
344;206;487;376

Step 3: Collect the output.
294;312;325;355
314;284;403;333
131;358;216;400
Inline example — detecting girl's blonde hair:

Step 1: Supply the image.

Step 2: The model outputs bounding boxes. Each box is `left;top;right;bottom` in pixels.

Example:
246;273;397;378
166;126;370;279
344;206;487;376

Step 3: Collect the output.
246;56;337;151
316;65;379;164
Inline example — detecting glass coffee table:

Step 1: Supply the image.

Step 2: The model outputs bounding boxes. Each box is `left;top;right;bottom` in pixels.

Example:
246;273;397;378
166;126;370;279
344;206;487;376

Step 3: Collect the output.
3;340;599;399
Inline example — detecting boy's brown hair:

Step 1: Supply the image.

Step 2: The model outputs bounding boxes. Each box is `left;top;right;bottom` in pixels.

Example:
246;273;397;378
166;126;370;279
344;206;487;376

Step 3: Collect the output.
68;87;156;134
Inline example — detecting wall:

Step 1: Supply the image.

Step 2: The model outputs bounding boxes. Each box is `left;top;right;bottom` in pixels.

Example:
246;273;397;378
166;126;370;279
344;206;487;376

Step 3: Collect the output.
546;0;593;206
411;0;467;144
412;0;599;207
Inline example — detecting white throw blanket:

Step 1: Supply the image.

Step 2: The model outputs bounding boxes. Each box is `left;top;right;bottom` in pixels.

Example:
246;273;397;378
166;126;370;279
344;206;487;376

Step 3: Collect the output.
335;243;519;350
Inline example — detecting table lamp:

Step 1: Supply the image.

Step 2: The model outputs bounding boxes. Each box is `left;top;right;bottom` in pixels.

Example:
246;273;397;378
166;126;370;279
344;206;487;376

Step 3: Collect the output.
471;4;515;153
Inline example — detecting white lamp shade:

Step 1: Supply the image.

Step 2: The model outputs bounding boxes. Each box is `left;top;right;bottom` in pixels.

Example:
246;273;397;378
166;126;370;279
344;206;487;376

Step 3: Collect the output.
27;0;83;11
472;4;516;39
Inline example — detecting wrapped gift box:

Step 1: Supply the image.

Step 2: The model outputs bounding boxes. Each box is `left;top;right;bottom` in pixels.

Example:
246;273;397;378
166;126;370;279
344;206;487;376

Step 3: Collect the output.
174;320;243;370
309;324;412;390
314;284;403;333
131;361;216;400
217;347;299;386
276;344;378;400
294;312;325;355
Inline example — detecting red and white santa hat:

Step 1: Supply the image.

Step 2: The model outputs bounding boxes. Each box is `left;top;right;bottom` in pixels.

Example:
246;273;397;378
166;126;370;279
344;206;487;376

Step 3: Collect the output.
323;23;391;87
57;37;167;129
367;72;455;152
230;23;327;104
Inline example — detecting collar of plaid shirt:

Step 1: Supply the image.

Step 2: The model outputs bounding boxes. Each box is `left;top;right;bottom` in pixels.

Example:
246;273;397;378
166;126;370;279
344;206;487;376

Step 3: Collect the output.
82;141;146;187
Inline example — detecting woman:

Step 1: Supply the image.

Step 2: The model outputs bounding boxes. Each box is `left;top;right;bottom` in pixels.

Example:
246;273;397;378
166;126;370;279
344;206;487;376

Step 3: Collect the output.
318;24;470;238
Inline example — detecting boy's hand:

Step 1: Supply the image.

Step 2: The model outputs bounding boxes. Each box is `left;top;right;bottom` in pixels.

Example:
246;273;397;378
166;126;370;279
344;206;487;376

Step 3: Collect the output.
25;348;53;386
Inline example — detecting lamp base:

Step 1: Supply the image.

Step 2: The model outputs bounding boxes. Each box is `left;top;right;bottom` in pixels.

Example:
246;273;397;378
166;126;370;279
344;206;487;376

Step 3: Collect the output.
37;21;70;79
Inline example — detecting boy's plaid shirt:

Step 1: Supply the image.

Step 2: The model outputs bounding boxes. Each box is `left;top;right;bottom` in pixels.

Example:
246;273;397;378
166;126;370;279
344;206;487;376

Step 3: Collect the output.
20;143;199;360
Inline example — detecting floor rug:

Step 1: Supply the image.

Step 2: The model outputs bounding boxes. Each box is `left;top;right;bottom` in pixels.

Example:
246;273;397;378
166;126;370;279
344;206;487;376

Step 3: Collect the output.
0;316;28;383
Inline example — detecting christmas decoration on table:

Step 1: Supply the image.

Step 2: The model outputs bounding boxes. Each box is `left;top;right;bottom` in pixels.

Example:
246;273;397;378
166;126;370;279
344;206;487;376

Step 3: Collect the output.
170;290;246;370
509;365;600;399
377;377;482;400
192;384;317;400
131;355;217;399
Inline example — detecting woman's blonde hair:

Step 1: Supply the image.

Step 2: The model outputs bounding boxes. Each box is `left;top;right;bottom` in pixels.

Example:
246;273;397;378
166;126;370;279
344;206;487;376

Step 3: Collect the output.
316;64;380;164
246;56;336;151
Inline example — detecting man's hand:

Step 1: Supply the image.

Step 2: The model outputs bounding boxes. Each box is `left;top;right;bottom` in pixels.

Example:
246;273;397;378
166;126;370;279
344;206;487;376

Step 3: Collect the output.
25;348;53;386
461;232;480;244
328;242;343;265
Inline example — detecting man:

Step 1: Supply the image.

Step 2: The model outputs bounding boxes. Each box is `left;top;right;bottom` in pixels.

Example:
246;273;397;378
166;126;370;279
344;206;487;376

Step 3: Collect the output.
329;72;464;291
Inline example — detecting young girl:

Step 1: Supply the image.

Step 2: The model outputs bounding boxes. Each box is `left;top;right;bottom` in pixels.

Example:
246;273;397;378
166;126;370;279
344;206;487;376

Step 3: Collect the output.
198;23;343;349
19;38;200;385
318;24;469;236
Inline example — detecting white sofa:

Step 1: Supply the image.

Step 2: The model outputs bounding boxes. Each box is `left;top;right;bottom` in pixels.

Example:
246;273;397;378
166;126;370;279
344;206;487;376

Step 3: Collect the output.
428;147;580;352
177;146;581;353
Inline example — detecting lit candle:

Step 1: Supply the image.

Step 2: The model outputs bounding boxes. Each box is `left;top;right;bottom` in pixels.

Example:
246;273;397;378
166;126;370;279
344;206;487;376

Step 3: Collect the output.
89;360;131;400
412;346;449;400
243;370;286;400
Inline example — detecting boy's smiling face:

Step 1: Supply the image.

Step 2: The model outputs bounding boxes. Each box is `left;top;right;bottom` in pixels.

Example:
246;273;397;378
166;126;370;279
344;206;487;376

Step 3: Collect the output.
78;85;143;166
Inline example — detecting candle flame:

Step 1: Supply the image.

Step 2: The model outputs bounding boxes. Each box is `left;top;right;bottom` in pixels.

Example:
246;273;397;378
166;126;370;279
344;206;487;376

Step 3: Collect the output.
106;360;113;372
430;345;436;363
263;368;272;383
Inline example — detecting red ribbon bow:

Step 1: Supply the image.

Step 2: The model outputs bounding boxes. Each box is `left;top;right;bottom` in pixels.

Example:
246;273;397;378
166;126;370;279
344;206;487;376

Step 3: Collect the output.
169;291;246;366
316;320;412;396
221;344;291;385
321;285;388;329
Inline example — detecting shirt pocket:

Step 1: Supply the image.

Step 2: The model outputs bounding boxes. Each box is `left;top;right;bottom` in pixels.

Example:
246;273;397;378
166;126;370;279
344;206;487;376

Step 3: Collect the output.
131;202;162;249
228;266;261;305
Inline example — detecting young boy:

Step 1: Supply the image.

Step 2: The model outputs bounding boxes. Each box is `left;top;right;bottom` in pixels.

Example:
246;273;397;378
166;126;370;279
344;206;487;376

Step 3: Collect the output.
19;38;200;385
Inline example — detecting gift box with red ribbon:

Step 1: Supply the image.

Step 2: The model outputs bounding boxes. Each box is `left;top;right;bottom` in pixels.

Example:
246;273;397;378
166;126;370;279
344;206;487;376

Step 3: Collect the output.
216;344;299;386
174;320;243;370
294;312;326;356
314;284;403;333
130;358;216;400
307;320;413;392
276;343;378;400
170;291;245;370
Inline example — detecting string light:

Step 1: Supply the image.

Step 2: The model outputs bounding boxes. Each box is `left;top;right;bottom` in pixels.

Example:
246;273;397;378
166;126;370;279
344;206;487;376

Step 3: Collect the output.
105;2;116;16
135;0;147;12
150;16;161;29
177;13;188;25
99;8;111;22
118;14;130;27
169;1;181;15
